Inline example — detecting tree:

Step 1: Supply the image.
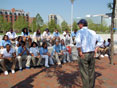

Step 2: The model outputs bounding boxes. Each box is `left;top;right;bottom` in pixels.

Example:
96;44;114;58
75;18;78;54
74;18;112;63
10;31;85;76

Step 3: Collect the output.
110;0;116;65
30;18;37;32
14;16;28;32
40;24;48;33
61;21;69;32
108;2;113;10
72;21;78;30
48;20;57;33
36;13;44;29
0;15;12;33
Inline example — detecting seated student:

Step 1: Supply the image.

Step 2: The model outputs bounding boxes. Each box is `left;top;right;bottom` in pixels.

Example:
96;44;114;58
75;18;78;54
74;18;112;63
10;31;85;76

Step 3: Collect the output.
0;35;11;49
53;29;60;39
39;42;54;68
16;41;32;71
21;28;30;42
51;40;65;65
60;39;71;63
99;40;106;58
0;44;16;75
33;29;42;46
42;28;51;41
15;36;23;56
30;42;42;67
104;38;111;57
16;36;23;47
71;29;77;44
63;29;71;45
6;29;17;44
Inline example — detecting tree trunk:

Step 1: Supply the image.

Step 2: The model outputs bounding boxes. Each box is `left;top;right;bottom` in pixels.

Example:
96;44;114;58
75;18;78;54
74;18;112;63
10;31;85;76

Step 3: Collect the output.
110;0;116;64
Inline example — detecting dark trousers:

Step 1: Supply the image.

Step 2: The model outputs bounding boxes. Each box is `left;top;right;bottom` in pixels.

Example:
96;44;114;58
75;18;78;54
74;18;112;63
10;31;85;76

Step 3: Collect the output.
78;52;95;88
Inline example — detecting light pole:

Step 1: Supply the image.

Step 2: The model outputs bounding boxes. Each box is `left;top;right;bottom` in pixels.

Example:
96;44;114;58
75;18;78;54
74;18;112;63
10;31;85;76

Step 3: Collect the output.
70;0;74;33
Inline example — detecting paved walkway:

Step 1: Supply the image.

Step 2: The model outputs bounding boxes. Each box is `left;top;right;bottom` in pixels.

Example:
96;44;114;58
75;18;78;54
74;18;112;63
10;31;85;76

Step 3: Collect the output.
0;55;117;88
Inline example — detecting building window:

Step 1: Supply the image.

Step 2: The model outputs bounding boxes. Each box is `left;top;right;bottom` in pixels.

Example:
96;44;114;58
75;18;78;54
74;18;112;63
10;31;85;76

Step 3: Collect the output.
5;12;7;15
0;11;3;15
9;12;12;15
18;13;20;16
14;13;16;16
10;16;12;18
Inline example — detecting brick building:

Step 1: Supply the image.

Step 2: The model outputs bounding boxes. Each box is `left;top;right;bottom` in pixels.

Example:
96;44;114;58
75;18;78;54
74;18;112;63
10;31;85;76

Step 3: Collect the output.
0;8;29;26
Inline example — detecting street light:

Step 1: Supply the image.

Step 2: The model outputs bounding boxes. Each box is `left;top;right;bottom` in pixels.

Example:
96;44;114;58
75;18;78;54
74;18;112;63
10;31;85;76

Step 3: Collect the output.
70;0;75;33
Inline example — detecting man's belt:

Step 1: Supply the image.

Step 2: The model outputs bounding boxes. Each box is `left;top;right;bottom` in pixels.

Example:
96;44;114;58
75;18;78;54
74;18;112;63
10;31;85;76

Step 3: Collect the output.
83;51;95;54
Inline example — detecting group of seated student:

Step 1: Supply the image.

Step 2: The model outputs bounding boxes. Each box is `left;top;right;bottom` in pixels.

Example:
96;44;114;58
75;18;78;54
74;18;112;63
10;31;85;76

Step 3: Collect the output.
95;35;111;58
98;38;111;58
0;28;73;75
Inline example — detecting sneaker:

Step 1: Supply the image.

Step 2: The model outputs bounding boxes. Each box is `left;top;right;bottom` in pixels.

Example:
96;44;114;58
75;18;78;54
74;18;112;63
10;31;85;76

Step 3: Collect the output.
26;67;30;69
11;70;15;74
58;62;61;65
45;65;49;68
4;71;8;75
63;61;66;63
105;54;108;57
100;55;104;58
19;68;23;71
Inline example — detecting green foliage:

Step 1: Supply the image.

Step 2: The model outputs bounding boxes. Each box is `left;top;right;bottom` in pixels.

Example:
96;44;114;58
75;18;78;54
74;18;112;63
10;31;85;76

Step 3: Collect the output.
0;15;12;32
61;21;70;32
36;13;44;28
48;20;57;33
14;16;28;32
108;2;113;10
72;21;78;30
40;24;48;33
30;18;37;32
87;19;110;33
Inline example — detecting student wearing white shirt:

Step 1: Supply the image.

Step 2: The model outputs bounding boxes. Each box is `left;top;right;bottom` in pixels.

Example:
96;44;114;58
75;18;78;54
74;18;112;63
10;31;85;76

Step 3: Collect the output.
30;42;42;67
63;29;71;45
33;29;42;46
0;44;16;75
6;29;17;43
42;28;51;41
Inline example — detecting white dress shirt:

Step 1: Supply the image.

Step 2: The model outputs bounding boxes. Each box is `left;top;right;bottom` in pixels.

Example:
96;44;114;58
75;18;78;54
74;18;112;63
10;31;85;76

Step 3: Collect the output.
6;32;17;39
75;27;103;53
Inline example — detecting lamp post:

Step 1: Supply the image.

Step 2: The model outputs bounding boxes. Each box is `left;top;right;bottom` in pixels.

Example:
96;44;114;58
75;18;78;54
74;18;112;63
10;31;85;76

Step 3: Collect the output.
70;0;74;33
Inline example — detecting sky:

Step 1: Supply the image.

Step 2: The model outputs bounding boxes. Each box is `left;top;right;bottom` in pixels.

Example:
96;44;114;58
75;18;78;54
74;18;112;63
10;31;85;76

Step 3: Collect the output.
0;0;113;24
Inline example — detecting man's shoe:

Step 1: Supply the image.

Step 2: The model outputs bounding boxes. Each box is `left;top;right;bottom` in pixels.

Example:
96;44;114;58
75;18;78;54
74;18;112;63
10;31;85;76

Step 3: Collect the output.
11;70;15;74
4;71;8;75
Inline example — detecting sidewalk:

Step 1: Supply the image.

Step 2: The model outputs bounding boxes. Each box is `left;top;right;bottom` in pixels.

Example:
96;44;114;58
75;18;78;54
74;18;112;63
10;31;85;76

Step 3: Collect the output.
0;54;117;88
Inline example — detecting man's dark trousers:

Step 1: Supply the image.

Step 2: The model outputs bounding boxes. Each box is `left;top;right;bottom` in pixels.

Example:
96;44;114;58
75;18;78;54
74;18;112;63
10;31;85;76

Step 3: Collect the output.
78;52;95;88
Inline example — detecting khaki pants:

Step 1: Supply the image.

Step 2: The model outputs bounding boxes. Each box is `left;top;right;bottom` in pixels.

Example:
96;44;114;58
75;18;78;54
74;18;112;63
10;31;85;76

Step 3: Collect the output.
0;57;16;71
32;56;42;66
17;55;32;69
78;52;95;88
53;53;64;65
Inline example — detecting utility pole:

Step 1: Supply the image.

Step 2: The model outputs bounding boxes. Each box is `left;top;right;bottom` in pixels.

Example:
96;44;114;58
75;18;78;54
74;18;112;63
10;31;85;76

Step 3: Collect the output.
70;0;74;33
110;0;116;64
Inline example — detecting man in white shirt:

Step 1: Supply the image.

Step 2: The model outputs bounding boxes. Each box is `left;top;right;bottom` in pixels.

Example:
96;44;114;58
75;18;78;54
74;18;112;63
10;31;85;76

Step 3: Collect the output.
6;29;17;44
0;44;16;75
42;28;51;41
75;19;103;88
